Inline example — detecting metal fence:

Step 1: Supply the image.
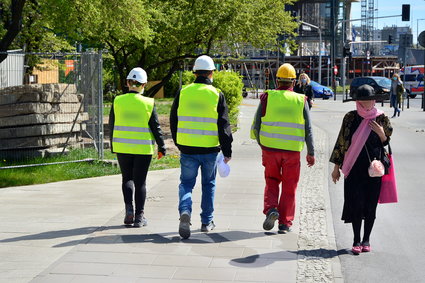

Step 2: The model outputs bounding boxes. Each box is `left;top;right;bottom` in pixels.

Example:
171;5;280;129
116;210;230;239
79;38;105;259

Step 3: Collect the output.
0;51;104;167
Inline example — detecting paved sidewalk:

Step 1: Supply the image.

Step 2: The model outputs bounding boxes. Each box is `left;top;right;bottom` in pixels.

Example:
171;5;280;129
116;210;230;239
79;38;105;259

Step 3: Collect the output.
0;99;342;283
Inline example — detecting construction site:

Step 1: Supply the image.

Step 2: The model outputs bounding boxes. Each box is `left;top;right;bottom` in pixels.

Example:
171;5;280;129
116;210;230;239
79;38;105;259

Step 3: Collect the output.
202;0;400;90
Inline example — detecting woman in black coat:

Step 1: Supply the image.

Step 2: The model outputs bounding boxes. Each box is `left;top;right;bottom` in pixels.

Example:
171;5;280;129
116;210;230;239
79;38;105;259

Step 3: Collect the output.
293;73;314;109
330;85;393;255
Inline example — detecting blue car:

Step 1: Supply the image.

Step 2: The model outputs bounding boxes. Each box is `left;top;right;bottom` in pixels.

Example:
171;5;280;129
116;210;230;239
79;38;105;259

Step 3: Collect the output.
309;81;334;99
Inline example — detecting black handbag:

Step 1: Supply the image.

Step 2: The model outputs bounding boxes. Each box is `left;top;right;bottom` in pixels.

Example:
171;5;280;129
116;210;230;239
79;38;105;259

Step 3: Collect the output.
381;144;392;175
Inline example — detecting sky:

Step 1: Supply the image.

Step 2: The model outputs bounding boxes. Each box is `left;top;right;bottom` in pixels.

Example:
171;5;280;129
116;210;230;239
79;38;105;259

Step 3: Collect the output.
351;0;425;44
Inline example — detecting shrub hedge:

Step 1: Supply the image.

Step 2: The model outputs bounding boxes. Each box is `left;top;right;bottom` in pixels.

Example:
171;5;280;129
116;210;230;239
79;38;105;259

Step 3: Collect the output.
165;70;243;126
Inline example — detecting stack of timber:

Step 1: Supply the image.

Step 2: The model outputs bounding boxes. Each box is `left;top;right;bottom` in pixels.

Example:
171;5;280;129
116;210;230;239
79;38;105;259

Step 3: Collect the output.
0;84;88;159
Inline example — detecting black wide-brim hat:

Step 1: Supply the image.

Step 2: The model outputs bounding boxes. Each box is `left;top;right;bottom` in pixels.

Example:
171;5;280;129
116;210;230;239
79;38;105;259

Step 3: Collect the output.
344;84;387;102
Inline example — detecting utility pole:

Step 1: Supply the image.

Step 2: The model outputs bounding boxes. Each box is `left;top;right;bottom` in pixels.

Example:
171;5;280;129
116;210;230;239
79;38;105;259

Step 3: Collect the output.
299;21;323;84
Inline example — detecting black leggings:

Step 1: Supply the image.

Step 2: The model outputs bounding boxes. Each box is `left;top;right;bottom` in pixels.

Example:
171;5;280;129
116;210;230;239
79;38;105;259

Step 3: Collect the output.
352;218;375;245
117;153;152;215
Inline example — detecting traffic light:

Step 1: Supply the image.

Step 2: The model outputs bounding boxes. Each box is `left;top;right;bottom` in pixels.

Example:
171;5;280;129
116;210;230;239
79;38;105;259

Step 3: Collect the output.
402;4;410;21
343;46;350;57
388;35;393;44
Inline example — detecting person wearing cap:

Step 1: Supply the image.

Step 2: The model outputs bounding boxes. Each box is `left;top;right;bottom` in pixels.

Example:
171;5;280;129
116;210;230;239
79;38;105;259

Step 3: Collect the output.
251;63;315;234
330;84;393;255
170;55;233;239
109;67;166;227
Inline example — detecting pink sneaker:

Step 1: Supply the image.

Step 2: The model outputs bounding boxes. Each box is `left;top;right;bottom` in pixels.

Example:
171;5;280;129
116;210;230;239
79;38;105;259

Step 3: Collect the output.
361;245;371;253
352;245;362;255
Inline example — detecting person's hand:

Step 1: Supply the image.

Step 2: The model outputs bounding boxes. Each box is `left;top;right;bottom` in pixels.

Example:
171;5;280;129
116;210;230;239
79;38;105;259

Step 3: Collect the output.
224;157;231;164
369;120;386;142
332;165;341;184
306;155;315;167
157;152;164;160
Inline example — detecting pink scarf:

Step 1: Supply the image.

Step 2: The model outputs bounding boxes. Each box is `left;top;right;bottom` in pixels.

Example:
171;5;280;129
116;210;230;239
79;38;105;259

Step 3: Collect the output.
341;101;384;177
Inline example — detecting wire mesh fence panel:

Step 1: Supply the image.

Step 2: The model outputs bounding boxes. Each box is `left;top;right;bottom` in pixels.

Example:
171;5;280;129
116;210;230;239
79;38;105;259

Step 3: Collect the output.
0;51;103;167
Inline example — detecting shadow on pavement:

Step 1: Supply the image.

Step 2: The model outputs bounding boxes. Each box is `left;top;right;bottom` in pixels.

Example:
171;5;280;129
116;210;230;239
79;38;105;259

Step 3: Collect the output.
230;248;350;268
0;225;123;244
51;228;280;247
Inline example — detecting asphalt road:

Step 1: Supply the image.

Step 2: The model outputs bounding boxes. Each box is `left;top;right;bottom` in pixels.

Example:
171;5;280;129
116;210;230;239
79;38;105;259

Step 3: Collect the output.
312;96;425;283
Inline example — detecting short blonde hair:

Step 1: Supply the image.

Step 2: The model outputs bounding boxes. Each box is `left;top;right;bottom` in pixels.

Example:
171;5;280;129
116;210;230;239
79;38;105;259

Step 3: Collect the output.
297;73;311;86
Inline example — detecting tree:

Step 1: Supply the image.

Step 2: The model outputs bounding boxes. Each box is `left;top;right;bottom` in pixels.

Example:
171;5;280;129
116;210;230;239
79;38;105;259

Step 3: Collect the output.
139;0;298;96
0;0;27;62
41;0;298;95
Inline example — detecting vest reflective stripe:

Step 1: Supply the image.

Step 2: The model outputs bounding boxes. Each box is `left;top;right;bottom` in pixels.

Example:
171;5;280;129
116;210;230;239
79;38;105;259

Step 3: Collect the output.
259;130;305;142
112;93;155;154
112;138;155;145
178;116;217;123
177;83;220;147
178;128;218;136
259;90;305;151
114;126;150;132
261;121;304;130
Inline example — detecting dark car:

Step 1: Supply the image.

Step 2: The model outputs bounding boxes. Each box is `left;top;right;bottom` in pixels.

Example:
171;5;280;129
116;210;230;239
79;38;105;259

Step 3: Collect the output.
350;76;391;98
309;81;334;99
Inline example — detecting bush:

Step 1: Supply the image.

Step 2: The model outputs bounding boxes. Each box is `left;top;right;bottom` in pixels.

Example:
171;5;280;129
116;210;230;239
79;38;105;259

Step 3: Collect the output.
212;71;244;126
164;70;243;126
164;71;195;97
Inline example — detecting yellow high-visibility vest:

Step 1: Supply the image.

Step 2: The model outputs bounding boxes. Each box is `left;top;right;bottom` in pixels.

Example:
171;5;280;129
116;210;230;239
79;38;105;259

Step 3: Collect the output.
177;83;219;147
112;93;155;154
259;90;305;151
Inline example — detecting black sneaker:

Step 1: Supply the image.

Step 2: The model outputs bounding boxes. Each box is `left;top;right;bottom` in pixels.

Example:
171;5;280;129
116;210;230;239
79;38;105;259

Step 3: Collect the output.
263;208;279;231
179;211;191;239
278;224;291;234
133;213;147;227
124;204;134;225
201;221;216;232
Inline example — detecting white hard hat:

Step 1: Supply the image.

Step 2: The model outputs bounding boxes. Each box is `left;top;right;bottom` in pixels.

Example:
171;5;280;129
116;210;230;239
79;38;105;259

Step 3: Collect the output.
127;67;147;84
193;55;216;71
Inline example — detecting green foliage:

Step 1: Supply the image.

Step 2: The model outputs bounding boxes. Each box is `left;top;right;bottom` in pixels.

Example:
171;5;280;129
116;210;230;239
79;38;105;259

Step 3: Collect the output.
212;71;244;125
165;71;195;97
0;148;180;188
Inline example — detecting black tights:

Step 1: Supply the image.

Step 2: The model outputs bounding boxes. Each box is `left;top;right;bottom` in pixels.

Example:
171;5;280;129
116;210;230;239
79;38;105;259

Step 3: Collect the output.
117;153;152;215
352;217;375;245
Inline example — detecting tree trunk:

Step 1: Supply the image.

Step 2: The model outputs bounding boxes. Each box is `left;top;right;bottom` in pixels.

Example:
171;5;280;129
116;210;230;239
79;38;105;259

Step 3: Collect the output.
0;0;27;63
146;61;179;98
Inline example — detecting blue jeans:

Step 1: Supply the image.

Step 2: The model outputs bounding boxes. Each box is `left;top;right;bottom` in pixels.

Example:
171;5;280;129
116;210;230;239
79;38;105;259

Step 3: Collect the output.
390;94;400;116
178;153;218;224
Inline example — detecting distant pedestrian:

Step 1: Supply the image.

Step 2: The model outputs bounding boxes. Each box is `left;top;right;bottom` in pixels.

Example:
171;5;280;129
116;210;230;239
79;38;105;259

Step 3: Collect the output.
170;55;233;239
109;67;166;227
330;84;393;255
390;73;404;118
251;63;315;234
293;73;314;109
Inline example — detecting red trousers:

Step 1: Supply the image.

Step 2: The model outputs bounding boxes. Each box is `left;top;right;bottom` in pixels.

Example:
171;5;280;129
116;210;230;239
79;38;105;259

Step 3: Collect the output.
262;149;301;227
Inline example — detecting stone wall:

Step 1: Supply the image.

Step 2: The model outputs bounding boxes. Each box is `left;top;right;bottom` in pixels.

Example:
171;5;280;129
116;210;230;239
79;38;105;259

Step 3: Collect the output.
0;84;88;157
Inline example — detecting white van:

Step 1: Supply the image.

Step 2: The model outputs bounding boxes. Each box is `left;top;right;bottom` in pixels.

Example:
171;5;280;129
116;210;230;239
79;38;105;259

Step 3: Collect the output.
400;65;424;98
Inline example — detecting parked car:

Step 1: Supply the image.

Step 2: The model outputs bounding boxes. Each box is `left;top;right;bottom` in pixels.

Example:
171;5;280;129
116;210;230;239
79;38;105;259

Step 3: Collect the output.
349;76;391;99
309;81;334;99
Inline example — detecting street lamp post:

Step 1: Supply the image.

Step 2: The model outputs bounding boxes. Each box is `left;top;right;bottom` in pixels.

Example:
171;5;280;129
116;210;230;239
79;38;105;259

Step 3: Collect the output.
300;21;322;84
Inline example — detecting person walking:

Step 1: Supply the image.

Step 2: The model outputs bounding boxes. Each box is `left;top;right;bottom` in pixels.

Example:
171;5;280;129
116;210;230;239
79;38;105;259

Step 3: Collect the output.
389;73;404;118
251;63;315;234
293;73;314;109
109;67;166;227
330;84;393;254
170;55;233;239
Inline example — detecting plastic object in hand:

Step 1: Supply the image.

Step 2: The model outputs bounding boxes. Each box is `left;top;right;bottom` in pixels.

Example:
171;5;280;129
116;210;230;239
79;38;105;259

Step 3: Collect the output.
216;152;230;178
